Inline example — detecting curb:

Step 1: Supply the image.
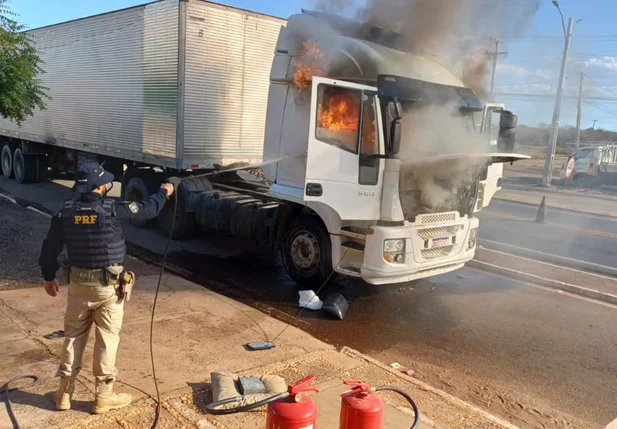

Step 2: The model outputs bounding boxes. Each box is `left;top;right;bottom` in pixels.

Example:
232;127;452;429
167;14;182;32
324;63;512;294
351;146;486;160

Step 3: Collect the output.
493;197;617;220
340;346;521;429
468;259;617;306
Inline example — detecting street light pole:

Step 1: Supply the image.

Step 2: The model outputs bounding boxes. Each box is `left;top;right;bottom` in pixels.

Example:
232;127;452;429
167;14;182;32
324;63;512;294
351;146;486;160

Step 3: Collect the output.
542;16;575;187
575;72;584;150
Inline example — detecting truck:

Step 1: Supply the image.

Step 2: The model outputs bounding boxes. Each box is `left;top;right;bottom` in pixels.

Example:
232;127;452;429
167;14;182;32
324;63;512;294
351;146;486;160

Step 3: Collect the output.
560;144;617;187
0;0;528;287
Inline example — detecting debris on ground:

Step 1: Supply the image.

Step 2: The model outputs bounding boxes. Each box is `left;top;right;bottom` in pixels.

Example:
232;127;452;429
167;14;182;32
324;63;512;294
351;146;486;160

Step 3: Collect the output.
298;290;323;310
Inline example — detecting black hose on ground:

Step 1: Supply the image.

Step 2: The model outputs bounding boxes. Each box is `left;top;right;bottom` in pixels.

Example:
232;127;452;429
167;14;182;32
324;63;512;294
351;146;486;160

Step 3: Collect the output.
149;179;179;429
373;386;420;429
1;375;39;429
205;392;290;415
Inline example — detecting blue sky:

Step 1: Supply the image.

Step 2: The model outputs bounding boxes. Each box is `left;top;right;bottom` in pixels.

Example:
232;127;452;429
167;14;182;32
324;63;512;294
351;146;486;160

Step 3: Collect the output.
8;0;617;131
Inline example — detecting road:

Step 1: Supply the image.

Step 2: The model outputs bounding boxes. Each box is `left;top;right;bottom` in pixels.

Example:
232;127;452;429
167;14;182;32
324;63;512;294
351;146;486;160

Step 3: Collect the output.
1;176;616;429
478;199;617;273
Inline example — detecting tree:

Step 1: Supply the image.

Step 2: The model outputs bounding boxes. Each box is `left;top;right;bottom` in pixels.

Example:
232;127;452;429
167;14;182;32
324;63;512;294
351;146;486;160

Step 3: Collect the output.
0;0;48;125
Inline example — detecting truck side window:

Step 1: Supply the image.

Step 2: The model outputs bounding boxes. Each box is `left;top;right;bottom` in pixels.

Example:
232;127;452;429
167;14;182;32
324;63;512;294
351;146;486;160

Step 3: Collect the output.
315;84;361;154
359;95;379;185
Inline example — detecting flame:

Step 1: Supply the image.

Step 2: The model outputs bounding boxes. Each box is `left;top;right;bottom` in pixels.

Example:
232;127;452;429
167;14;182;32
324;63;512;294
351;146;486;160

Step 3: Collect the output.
293;41;326;91
317;93;360;132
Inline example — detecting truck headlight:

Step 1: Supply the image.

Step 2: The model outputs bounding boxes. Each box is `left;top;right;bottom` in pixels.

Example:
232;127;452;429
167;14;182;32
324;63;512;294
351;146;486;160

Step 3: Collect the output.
384;239;405;264
468;228;478;250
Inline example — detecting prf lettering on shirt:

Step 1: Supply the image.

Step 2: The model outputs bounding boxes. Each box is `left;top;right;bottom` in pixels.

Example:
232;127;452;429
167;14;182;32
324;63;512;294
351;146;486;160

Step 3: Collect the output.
73;214;98;225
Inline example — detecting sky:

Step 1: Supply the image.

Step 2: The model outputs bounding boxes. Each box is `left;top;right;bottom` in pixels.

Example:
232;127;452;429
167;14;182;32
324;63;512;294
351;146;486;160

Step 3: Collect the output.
7;0;617;132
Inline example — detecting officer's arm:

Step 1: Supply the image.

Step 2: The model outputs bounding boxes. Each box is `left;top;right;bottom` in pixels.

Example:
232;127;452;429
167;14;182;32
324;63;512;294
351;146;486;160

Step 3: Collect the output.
39;214;65;281
116;188;170;225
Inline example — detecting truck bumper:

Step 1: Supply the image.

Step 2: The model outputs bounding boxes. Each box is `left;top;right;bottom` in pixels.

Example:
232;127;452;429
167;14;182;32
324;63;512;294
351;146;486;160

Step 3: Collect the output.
360;215;478;286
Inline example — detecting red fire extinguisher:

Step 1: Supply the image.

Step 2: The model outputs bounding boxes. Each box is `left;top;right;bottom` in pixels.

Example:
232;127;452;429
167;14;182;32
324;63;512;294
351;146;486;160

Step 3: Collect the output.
266;375;319;429
339;380;420;429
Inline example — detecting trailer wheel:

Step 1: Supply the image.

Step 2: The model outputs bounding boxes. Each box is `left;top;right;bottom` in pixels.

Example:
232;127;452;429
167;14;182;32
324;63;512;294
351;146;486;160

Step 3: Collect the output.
122;175;157;227
35;156;50;183
281;216;332;288
1;144;13;179
13;148;37;184
158;181;195;240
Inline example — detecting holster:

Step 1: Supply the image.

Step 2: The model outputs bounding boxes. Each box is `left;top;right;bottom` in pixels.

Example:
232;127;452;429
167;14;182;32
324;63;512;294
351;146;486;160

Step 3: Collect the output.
118;270;136;302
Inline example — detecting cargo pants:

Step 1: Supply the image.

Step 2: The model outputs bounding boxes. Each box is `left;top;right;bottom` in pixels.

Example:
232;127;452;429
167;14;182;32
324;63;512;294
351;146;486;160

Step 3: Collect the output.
56;267;124;383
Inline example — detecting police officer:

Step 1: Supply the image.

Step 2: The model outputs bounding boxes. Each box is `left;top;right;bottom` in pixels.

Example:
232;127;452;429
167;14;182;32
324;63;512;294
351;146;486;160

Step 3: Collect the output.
39;163;175;414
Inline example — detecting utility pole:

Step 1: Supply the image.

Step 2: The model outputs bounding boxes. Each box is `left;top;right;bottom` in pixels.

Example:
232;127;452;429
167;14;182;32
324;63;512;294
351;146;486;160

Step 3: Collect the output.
542;17;575;187
486;39;508;100
575;72;584;150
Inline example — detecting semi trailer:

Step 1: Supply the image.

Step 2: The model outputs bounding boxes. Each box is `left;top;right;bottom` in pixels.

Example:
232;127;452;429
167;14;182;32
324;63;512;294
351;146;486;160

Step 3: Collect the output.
0;0;528;287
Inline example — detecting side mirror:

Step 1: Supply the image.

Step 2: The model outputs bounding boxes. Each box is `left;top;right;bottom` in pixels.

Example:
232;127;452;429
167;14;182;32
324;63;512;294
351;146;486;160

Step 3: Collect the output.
388;100;403;120
497;129;516;153
389;120;402;155
500;111;518;130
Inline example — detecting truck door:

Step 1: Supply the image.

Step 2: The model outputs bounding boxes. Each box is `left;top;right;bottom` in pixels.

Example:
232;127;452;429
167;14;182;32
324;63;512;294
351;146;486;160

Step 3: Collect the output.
475;104;506;211
304;77;383;221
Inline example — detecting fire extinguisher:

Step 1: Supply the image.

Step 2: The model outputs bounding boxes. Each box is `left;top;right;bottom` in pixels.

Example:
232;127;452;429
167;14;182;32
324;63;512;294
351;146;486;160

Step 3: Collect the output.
339;381;420;429
266;375;319;429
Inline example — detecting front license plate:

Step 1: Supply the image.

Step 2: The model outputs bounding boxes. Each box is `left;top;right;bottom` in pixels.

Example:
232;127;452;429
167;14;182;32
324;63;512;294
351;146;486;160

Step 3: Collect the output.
432;237;450;248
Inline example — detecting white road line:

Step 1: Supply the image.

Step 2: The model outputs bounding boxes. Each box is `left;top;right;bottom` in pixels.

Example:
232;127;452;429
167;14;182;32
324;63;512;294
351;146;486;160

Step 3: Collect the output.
26;206;52;218
0;192;51;218
0;193;16;204
477;244;617;282
478;238;617;275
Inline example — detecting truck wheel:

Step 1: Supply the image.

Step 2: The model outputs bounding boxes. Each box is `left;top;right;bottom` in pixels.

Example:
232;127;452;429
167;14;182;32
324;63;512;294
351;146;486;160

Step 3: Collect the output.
122;175;157;227
158;181;196;240
13;148;37;184
35;156;50;183
281;216;333;289
1;144;13;178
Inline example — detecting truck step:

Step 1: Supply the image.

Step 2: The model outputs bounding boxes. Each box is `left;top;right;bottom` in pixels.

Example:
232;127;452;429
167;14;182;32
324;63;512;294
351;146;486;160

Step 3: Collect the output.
342;241;365;251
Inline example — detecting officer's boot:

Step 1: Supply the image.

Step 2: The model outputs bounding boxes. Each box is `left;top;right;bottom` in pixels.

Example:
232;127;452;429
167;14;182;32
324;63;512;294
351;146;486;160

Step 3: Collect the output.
92;380;132;414
55;376;75;411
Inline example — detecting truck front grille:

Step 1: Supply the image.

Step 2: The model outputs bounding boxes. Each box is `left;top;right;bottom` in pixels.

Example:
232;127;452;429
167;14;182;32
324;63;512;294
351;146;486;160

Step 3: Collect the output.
421;245;455;260
417;226;460;239
416;212;457;225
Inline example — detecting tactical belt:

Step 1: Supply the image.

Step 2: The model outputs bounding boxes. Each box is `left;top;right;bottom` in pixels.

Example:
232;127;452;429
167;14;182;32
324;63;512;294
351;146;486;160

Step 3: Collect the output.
69;266;120;287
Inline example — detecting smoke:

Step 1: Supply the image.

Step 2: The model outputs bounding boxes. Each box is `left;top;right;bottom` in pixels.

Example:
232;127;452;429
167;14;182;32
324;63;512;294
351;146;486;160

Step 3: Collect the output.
303;0;541;214
310;0;540;95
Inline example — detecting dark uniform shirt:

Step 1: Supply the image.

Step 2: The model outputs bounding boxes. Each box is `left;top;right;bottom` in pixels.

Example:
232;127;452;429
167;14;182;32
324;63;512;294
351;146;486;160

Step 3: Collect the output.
39;189;168;281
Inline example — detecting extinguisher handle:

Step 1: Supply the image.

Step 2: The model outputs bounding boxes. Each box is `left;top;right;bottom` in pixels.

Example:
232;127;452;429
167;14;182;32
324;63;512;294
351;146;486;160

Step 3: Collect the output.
289;375;319;395
341;380;371;396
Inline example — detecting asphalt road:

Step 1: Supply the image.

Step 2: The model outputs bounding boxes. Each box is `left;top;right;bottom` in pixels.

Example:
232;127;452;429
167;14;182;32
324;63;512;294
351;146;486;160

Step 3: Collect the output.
478;199;617;272
1;177;616;428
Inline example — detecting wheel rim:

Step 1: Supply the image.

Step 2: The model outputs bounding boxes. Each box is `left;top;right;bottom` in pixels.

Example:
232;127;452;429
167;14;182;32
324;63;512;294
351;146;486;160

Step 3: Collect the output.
290;230;320;271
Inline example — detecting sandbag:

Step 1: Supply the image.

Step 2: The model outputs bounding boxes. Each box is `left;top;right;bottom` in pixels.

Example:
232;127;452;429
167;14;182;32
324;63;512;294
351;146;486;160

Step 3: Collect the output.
210;372;287;409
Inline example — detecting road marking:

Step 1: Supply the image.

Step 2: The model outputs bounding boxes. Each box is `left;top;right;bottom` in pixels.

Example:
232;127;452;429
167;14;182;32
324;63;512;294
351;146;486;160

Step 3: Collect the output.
477;245;617;281
478;238;617;276
482;211;617;240
0;193;16;204
468;261;617;309
27;206;51;218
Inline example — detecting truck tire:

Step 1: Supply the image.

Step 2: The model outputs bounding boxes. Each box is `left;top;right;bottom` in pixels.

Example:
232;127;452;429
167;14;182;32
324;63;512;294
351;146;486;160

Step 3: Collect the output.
122;175;157;227
158;181;195;239
35;156;50;183
13;148;37;184
1;144;13;178
281;215;333;289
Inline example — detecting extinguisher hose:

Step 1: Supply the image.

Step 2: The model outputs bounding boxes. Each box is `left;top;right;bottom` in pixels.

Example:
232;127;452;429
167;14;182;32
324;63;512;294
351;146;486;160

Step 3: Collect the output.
205;391;290;415
374;386;420;429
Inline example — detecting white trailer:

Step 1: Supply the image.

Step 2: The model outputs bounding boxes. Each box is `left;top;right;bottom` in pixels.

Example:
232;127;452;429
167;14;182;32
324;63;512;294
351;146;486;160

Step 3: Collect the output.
0;1;528;287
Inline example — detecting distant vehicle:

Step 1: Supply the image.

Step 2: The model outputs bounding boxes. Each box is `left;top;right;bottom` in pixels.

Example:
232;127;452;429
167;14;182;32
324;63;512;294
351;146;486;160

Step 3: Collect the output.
560;145;617;187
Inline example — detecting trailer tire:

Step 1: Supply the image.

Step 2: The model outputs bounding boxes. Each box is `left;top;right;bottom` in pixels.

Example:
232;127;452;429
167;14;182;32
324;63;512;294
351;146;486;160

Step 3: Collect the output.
1;144;13;179
281;216;332;289
158;181;196;240
122;174;162;227
13;148;37;184
35;156;50;183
